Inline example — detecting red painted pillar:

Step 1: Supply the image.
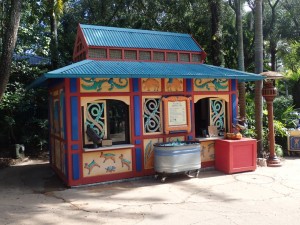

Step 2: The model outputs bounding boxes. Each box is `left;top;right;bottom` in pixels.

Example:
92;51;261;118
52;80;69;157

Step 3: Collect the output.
262;80;281;167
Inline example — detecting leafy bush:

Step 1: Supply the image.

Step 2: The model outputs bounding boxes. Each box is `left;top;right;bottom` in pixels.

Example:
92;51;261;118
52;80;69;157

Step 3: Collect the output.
0;61;49;155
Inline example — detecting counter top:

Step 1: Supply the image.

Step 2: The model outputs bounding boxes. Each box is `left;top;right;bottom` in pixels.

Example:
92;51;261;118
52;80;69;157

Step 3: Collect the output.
83;144;135;152
195;136;224;141
215;138;256;143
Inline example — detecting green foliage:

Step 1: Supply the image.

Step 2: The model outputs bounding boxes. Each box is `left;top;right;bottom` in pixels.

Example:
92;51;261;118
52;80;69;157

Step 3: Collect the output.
0;60;49;153
244;92;299;156
274;96;299;128
275;144;284;157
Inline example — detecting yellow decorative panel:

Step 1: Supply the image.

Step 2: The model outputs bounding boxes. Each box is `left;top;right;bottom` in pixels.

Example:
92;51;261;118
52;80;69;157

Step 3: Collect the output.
194;95;229;103
165;78;183;92
80;78;130;92
83;149;132;177
166;136;185;142
194;79;229;91
142;78;161;92
144;138;163;169
200;141;215;162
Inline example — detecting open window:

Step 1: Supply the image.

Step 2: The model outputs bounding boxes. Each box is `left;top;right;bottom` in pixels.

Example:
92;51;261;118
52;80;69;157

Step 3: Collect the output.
195;97;227;137
82;99;130;147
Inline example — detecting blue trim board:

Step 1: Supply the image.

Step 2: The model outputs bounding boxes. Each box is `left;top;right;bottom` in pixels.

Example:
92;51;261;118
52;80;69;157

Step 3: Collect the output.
70;78;77;93
133;78;139;92
134;96;141;136
135;139;141;145
71;144;79;150
186;78;193;92
232;94;237;124
231;79;237;91
135;148;142;172
188;135;193;140
72;154;80;180
71;96;79;141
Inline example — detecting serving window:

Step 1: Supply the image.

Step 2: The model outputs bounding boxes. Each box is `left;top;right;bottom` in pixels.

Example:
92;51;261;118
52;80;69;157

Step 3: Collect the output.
194;97;228;137
82;98;130;147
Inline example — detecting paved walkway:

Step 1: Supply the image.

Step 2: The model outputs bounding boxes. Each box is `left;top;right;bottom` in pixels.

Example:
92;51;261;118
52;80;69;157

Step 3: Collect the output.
0;157;300;225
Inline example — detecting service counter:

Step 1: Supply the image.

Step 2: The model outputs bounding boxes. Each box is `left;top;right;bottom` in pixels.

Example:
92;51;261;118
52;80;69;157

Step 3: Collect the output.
214;138;257;174
195;136;224;168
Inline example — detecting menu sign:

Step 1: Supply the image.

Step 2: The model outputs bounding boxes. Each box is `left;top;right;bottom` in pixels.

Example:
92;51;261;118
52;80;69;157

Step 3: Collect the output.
168;101;187;126
162;96;191;134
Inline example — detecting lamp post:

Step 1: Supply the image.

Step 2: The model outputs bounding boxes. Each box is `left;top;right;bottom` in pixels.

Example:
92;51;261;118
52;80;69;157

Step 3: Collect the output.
261;71;283;167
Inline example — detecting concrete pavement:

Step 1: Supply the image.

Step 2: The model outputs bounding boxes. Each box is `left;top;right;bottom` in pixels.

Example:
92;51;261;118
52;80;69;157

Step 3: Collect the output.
1;157;300;225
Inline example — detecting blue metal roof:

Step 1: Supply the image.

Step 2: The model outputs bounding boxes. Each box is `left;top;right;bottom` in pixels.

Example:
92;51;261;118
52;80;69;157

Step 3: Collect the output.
80;24;203;52
28;60;264;89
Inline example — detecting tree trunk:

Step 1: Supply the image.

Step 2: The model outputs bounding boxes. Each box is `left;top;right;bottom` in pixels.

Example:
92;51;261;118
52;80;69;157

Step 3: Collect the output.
270;38;276;71
49;0;59;69
236;0;246;119
0;0;22;102
266;0;280;71
254;0;264;155
209;0;223;66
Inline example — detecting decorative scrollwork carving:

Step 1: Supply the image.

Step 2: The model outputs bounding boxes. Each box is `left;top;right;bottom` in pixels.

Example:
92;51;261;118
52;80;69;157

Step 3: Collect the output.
86;103;105;139
143;98;161;133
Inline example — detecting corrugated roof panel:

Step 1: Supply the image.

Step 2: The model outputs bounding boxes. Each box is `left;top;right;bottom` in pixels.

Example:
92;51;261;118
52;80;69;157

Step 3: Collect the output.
80;24;202;52
44;60;264;81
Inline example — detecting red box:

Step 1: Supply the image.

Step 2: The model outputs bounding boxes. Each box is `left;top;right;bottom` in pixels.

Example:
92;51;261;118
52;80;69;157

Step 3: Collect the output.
215;138;257;174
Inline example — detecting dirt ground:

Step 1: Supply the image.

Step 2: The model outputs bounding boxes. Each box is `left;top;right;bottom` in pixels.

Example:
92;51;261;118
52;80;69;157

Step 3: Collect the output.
0;148;48;169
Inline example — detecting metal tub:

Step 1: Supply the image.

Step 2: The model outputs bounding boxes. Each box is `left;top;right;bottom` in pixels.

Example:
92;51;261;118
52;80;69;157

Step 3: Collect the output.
153;141;201;182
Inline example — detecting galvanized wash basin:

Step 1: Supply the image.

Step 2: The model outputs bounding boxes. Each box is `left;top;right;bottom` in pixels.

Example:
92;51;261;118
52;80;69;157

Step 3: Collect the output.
153;141;201;182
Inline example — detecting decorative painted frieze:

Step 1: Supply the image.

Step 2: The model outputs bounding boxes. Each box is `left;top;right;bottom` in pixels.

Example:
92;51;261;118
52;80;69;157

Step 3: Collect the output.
194;79;228;91
80;78;129;92
142;78;161;92
165;78;183;92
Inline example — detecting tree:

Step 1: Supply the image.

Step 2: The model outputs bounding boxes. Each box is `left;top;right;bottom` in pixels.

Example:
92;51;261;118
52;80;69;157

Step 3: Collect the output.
44;0;66;69
264;0;280;71
254;0;264;155
209;0;224;66
229;0;246;119
0;0;22;102
279;41;300;108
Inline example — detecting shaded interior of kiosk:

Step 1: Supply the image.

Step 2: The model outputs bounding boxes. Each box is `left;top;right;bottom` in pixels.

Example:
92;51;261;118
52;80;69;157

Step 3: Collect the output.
194;98;228;138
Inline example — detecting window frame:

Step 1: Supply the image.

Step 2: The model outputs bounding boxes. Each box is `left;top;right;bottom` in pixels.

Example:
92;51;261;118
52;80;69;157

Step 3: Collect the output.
82;98;130;147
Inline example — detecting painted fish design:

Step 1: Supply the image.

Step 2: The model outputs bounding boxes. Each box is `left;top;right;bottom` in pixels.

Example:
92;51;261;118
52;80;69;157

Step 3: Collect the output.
105;166;116;173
